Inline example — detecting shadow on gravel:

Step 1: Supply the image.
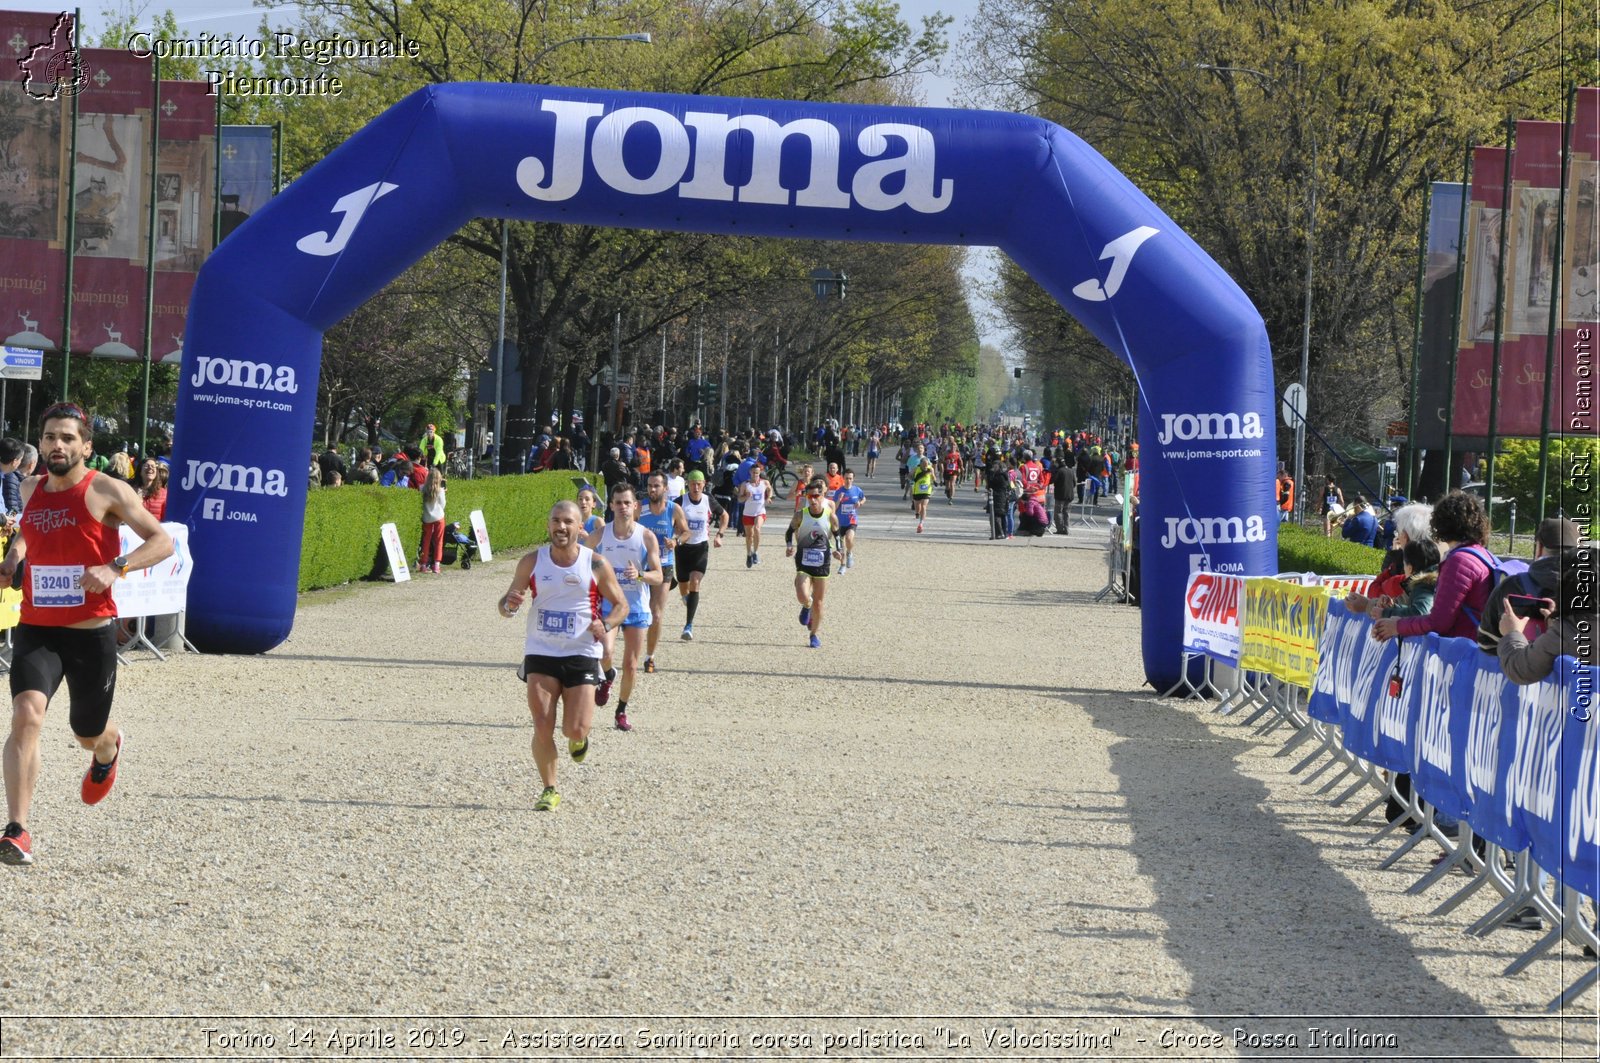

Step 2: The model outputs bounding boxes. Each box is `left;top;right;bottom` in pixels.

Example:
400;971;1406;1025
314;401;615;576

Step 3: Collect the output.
1064;689;1530;1057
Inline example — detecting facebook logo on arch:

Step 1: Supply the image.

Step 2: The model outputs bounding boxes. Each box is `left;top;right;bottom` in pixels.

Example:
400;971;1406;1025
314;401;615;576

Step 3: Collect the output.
202;499;225;520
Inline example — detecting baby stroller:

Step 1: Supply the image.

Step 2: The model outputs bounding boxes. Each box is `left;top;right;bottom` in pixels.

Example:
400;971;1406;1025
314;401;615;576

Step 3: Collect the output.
440;521;480;570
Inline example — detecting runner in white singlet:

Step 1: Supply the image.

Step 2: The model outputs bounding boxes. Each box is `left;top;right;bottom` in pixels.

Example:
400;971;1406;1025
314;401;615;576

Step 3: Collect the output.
737;463;771;568
582;482;661;733
499;500;627;812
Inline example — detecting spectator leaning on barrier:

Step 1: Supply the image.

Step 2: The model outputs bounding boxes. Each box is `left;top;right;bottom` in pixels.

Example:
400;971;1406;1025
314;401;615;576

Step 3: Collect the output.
1476;517;1584;655
1371;490;1494;643
1346;502;1436;616
1365;540;1441;619
1497;544;1599;683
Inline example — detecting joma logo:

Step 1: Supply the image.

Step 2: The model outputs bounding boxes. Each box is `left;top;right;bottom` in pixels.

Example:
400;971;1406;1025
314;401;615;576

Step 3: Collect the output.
181;460;289;497
1156;412;1265;446
517;101;953;214
190;356;299;394
1160;515;1267;549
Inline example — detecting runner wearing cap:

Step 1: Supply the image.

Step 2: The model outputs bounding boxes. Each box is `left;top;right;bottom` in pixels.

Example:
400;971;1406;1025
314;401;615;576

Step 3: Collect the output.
675;470;728;640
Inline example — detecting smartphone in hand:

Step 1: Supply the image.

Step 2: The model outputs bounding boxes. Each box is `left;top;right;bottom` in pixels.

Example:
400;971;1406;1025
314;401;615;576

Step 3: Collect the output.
1507;594;1551;620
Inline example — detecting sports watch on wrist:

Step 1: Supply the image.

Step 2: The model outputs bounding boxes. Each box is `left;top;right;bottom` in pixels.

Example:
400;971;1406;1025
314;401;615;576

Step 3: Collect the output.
111;555;130;577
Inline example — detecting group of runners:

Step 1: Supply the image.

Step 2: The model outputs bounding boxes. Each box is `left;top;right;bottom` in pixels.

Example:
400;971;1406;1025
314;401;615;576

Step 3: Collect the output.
500;453;878;811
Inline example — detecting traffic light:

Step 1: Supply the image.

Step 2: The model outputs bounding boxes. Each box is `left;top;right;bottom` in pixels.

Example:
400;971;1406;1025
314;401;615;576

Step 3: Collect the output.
700;380;720;404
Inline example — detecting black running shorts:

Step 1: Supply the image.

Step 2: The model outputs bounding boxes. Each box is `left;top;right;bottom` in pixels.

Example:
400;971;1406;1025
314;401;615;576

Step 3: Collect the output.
10;623;120;737
522;653;602;688
676;542;710;577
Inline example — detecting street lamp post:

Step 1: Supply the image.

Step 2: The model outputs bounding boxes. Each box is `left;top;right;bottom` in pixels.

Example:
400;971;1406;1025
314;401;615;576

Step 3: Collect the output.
1197;62;1315;524
494;31;652;475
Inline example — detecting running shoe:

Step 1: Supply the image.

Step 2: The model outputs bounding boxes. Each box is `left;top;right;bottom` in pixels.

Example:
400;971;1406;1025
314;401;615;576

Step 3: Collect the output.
745;554;754;568
534;786;561;811
753;553;760;565
595;667;617;706
799;606;811;628
916;522;923;533
568;736;589;764
81;733;121;805
0;822;31;866
808;633;822;649
643;657;656;674
615;709;633;732
680;625;693;641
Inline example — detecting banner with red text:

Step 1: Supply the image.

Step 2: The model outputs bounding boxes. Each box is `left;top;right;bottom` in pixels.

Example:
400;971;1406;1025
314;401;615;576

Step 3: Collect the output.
1180;571;1244;664
71;47;152;360
0;10;74;353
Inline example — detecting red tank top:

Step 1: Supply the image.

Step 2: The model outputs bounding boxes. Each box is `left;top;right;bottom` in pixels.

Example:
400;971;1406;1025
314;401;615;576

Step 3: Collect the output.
20;470;120;626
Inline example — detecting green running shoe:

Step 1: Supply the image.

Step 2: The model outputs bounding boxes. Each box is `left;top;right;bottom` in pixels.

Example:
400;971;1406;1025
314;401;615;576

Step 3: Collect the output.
534;786;561;811
568;737;589;764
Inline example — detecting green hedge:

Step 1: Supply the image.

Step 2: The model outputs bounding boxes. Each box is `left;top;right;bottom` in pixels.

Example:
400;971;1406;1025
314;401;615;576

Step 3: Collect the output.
1277;524;1385;577
299;471;581;591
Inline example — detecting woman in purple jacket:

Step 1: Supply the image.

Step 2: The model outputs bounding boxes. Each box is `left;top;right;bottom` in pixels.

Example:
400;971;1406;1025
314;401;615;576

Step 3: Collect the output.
1371;491;1494;642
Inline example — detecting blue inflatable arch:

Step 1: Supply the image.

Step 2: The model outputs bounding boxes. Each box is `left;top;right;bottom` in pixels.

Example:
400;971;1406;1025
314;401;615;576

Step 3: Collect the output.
170;83;1277;688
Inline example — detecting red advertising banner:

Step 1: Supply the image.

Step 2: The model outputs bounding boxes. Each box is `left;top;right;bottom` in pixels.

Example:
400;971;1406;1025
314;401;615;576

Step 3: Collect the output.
0;10;74;352
71;47;152;360
1562;88;1599;438
1493;120;1565;436
1452;146;1506;438
152;79;215;362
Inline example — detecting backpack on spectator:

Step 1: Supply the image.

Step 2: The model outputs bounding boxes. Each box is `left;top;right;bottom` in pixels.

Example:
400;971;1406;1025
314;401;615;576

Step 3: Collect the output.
1453;545;1532;626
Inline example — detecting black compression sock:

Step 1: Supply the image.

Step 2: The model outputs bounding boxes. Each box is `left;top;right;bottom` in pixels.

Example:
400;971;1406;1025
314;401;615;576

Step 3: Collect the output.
685;591;700;625
616;700;628;713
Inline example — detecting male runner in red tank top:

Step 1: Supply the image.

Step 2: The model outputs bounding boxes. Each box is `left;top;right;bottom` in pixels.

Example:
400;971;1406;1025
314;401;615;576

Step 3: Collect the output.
0;403;173;865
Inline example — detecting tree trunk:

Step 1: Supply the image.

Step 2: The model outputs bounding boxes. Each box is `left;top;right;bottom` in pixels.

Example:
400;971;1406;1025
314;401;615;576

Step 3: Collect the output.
558;361;579;438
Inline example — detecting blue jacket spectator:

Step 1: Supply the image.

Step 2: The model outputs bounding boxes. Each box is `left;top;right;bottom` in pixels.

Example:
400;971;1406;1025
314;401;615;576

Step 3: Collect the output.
1341;497;1379;547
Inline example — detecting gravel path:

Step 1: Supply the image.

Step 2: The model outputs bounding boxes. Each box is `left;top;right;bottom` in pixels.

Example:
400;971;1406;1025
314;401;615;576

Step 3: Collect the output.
1;469;1593;1059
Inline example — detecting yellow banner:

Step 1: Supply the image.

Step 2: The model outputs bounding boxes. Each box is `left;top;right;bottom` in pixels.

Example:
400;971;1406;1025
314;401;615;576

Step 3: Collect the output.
0;587;22;632
1238;578;1331;688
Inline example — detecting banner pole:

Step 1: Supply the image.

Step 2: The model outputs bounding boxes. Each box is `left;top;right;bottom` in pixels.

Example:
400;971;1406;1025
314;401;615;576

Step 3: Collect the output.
212;95;223;248
1442;141;1474;493
1483;117;1515;517
1404;172;1431;499
59;8;82;401
1536;85;1576;523
140;57;161;460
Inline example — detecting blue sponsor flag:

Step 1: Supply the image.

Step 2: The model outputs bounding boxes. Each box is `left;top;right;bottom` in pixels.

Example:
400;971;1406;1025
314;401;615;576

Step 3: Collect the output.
218;125;274;243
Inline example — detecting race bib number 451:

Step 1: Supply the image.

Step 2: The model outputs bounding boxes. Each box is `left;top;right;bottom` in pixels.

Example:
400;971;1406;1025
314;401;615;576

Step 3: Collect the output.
537;609;577;636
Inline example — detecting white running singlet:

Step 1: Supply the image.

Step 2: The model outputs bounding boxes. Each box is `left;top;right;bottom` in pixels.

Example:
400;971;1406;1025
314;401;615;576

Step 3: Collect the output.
681;495;715;545
743;481;769;518
524;545;603;659
597;522;652;623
